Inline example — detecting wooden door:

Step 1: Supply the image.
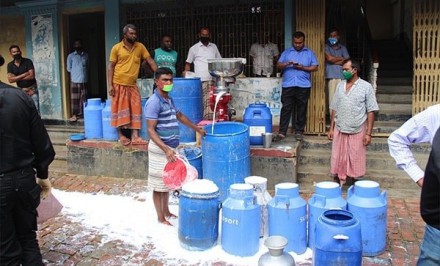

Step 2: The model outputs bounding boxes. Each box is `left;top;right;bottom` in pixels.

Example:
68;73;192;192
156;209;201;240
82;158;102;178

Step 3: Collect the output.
413;0;440;113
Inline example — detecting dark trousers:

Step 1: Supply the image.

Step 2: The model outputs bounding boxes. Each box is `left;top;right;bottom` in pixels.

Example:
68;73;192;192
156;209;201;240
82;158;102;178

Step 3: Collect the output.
0;168;43;266
279;86;311;135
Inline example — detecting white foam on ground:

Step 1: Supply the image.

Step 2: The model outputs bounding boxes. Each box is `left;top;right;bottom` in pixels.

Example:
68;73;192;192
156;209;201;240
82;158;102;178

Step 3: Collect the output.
52;189;313;265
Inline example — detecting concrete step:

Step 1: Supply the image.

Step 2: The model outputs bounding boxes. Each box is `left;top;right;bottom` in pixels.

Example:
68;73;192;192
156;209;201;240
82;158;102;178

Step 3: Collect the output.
377;69;412;78
298;149;429;171
301;136;431;154
376;93;412;104
378;103;412;115
373;121;406;134
377;85;412;94
49;159;67;175
297;165;421;197
46;125;84;140
378;63;412;71
377;77;412;86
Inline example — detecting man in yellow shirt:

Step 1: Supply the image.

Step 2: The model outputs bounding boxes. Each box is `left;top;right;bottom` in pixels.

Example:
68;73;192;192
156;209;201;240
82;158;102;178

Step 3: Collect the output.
107;24;157;145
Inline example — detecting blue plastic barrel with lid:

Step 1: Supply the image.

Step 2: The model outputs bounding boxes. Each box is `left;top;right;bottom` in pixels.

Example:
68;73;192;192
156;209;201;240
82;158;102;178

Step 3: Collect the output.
314;209;362;266
347;180;387;256
84;98;103;139
140;97;150;140
308;181;347;248
102;99;118;140
202;122;250;201
221;183;260;257
243;102;272;145
268;182;307;254
169;78;203;143
178;179;220;250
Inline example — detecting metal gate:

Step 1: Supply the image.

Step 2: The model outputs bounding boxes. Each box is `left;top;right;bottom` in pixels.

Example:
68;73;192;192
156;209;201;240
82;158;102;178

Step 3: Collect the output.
413;0;440;114
295;0;326;134
123;0;284;77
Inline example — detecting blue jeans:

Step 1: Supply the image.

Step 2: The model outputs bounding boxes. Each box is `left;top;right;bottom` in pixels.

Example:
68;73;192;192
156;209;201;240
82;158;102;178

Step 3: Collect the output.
31;91;40;114
417;224;440;265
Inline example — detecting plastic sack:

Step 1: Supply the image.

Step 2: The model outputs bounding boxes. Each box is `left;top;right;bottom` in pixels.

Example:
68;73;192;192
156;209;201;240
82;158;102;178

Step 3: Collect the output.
163;154;198;190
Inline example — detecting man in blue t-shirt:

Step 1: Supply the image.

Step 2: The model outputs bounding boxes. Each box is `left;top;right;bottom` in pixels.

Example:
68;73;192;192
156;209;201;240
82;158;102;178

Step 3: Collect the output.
325;28;350;112
276;31;319;141
144;67;205;226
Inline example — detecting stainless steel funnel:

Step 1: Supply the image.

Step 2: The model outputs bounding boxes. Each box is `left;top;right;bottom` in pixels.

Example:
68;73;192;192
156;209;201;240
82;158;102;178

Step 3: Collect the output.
208;58;246;78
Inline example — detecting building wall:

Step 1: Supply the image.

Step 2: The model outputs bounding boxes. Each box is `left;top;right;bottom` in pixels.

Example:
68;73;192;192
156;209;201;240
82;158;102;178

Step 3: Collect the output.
0;16;26;84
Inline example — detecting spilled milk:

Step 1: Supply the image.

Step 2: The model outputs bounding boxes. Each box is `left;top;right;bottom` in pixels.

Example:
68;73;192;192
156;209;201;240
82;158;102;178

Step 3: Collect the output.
211;91;227;134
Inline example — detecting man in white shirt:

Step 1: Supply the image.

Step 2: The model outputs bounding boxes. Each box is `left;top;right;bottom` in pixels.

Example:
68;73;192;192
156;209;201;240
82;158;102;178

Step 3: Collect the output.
388;104;440;187
249;32;279;77
184;27;222;117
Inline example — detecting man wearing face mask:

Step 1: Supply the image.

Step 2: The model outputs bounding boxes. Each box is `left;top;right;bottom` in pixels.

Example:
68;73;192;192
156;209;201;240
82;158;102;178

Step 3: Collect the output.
325;28;350;115
107;24;158;146
145;67;206;226
184;27;222;117
328;59;379;186
66;39;89;122
150;35;179;76
7;45;39;112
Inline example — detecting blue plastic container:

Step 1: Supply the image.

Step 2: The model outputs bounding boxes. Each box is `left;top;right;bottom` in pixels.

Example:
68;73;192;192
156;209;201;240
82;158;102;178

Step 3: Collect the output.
243;102;272;145
178;179;220;250
314;209;362;266
308;181;347;249
347;180;387;256
202;122;251;202
169;78;203;143
102;99;118;141
221;183;260;257
268;183;307;254
84;98;103;139
178;146;203;179
140;97;150;140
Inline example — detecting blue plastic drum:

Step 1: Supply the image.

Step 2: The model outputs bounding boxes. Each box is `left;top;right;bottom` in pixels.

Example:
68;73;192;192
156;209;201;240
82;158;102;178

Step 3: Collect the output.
221;183;260;257
84;98;103;139
169;78;203;143
202;122;250;201
347;180;387;256
140;97;150;141
102;99;118;140
243;102;272;145
178;179;220;250
178;146;203;179
268;183;307;254
314;209;362;266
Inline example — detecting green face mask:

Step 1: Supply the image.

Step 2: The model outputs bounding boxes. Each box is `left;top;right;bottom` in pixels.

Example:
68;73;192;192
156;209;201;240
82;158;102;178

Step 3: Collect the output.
342;70;354;80
163;84;173;92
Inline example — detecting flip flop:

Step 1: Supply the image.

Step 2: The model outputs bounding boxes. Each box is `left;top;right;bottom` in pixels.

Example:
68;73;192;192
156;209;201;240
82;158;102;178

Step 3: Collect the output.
166;214;178;220
68;116;78;122
118;136;131;146
272;133;285;142
159;220;173;226
131;138;148;145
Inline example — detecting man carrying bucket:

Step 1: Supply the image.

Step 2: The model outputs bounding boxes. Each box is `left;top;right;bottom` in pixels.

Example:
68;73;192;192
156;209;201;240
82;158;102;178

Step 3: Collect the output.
327;59;379;186
145;67;206;226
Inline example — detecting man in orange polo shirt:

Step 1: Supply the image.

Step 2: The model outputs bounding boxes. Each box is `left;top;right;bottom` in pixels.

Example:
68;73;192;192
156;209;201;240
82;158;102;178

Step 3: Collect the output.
107;24;157;145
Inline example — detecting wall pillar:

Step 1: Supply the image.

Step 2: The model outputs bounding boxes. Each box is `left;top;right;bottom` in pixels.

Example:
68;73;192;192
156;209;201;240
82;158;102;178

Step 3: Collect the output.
18;0;63;120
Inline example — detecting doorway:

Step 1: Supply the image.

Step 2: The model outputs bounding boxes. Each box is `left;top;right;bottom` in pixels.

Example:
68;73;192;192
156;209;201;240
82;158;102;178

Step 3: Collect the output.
66;12;106;102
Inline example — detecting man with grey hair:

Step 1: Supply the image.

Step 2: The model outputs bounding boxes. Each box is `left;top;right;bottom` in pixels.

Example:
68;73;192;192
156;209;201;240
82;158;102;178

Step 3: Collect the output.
107;24;157;146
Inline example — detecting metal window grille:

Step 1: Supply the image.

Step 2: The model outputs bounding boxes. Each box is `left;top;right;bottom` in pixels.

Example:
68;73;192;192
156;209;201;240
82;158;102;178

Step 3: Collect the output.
124;0;284;77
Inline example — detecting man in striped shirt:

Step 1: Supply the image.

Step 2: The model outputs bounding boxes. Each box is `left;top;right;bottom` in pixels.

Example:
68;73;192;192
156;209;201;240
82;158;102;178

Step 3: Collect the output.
328;59;379;186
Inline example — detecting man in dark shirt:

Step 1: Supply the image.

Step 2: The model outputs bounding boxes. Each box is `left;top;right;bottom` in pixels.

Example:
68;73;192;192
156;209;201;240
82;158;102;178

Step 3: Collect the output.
0;54;55;265
417;127;440;265
7;45;39;112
